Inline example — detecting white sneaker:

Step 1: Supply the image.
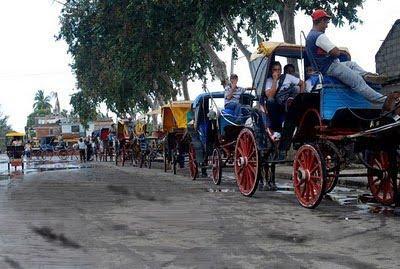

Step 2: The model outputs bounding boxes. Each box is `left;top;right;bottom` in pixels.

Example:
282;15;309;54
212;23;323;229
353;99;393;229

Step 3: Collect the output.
271;132;281;141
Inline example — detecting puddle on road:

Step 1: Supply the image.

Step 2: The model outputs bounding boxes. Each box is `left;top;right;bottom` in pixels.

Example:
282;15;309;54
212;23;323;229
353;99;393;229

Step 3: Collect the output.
206;188;237;193
210;178;400;217
0;160;94;190
0;162;93;176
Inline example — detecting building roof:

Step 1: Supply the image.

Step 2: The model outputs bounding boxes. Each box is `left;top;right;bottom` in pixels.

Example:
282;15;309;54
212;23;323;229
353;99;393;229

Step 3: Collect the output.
375;19;400;81
376;19;400;56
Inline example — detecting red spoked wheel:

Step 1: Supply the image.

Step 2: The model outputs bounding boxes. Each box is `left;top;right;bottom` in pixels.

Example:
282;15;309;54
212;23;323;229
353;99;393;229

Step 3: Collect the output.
211;148;222;185
234;128;259;197
318;141;340;194
293;144;326;208
188;144;198;180
367;151;399;205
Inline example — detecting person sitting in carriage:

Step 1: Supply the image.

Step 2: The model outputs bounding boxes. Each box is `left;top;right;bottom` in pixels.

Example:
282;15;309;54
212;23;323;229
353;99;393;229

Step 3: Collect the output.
260;61;305;142
306;9;400;115
224;73;247;116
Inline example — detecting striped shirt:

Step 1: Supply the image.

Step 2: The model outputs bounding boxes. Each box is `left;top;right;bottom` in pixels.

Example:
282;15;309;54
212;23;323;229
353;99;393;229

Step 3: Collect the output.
224;85;246;105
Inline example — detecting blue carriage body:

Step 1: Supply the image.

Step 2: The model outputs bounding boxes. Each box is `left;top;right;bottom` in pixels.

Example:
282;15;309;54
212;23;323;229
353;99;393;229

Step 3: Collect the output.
190;91;255;163
314;76;382;121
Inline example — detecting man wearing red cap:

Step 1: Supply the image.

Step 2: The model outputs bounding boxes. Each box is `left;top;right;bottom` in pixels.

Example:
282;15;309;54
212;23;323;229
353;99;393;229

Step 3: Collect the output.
305;9;396;109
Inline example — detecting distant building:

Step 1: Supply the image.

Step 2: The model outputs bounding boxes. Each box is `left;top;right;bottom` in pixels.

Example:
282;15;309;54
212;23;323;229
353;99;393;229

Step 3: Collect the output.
33;115;63;139
87;117;114;136
28;93;115;144
375;19;400;94
60;118;85;137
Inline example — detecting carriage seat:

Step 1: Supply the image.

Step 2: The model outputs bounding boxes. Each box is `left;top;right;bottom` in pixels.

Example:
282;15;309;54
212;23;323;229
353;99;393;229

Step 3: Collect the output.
218;106;251;136
307;74;382;91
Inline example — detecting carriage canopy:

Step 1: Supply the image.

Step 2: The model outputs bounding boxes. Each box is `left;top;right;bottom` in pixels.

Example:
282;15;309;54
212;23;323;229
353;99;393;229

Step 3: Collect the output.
249;41;351;96
162;101;192;132
5;131;25;137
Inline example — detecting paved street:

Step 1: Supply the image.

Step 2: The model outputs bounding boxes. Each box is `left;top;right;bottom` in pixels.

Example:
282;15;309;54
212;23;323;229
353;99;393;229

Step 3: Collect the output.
0;161;399;269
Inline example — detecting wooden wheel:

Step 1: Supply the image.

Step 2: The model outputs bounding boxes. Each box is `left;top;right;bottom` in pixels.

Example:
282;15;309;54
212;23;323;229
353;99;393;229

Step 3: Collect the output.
234;128;259;197
367;151;399;205
122;146;127;166
163;151;169;172
318;141;340;194
139;152;146;168
172;151;177;175
188;144;198;180
293;144;326;208
211;148;222;185
58;149;68;161
295;108;322;145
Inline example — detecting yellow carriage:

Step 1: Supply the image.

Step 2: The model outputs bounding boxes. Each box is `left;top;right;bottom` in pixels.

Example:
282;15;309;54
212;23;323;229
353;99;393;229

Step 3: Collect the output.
5;131;25;172
161;101;192;173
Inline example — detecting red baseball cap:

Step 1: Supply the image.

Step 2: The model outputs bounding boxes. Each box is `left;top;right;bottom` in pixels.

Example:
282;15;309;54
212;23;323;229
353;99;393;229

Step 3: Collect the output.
311;9;331;21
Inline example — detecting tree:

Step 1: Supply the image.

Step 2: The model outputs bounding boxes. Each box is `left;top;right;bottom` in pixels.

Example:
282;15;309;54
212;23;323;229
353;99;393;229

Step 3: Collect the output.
60;109;69;118
26;109;51;129
69;91;98;129
58;0;214;115
0;108;11;151
59;0;366;116
33;90;52;112
279;0;364;44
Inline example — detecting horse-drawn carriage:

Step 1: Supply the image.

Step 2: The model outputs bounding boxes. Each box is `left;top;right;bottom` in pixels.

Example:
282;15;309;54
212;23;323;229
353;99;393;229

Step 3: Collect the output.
31;136;69;160
161;101;191;173
98;127;114;161
187;91;256;183
115;119;140;166
5;131;25;171
230;41;400;209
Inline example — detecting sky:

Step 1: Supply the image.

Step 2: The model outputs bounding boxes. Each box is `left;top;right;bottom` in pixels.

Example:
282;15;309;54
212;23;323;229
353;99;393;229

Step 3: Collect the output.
0;0;399;132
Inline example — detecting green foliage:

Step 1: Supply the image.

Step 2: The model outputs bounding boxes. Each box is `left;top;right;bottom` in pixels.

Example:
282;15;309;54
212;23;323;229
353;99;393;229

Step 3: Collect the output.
58;0;364;118
296;0;365;27
0;109;11;151
70;91;98;129
33;90;52;111
26;108;52;129
26;89;53;129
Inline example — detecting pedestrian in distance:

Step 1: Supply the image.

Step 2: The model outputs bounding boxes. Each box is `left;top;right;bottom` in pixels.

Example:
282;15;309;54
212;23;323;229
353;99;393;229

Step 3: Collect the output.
78;137;86;163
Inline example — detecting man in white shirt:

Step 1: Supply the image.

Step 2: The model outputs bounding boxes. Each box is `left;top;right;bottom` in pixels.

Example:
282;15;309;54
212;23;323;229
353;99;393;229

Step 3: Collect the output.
306;9;389;105
259;61;305;160
263;61;304;131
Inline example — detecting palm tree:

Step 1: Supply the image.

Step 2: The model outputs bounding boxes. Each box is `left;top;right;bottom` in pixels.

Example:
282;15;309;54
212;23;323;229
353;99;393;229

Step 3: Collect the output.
33;90;52;111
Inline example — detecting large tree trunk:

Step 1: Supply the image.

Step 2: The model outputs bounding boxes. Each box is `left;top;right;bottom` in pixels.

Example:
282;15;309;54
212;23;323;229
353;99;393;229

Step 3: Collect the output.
160;73;178;101
221;14;254;77
277;0;298;71
201;42;228;88
181;75;190;100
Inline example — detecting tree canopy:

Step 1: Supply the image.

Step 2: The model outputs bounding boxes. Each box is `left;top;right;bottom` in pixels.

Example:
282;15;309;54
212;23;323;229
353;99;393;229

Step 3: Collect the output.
33;90;52;111
58;0;365;118
0;108;12;150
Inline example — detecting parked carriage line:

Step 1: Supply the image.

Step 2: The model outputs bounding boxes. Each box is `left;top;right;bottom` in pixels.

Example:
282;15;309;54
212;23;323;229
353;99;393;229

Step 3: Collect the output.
7;42;400;211
111;42;400;210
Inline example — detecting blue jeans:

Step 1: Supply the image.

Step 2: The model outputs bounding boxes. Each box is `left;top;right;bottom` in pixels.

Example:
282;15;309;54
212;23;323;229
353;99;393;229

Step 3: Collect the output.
265;100;285;131
327;61;386;106
224;102;241;116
